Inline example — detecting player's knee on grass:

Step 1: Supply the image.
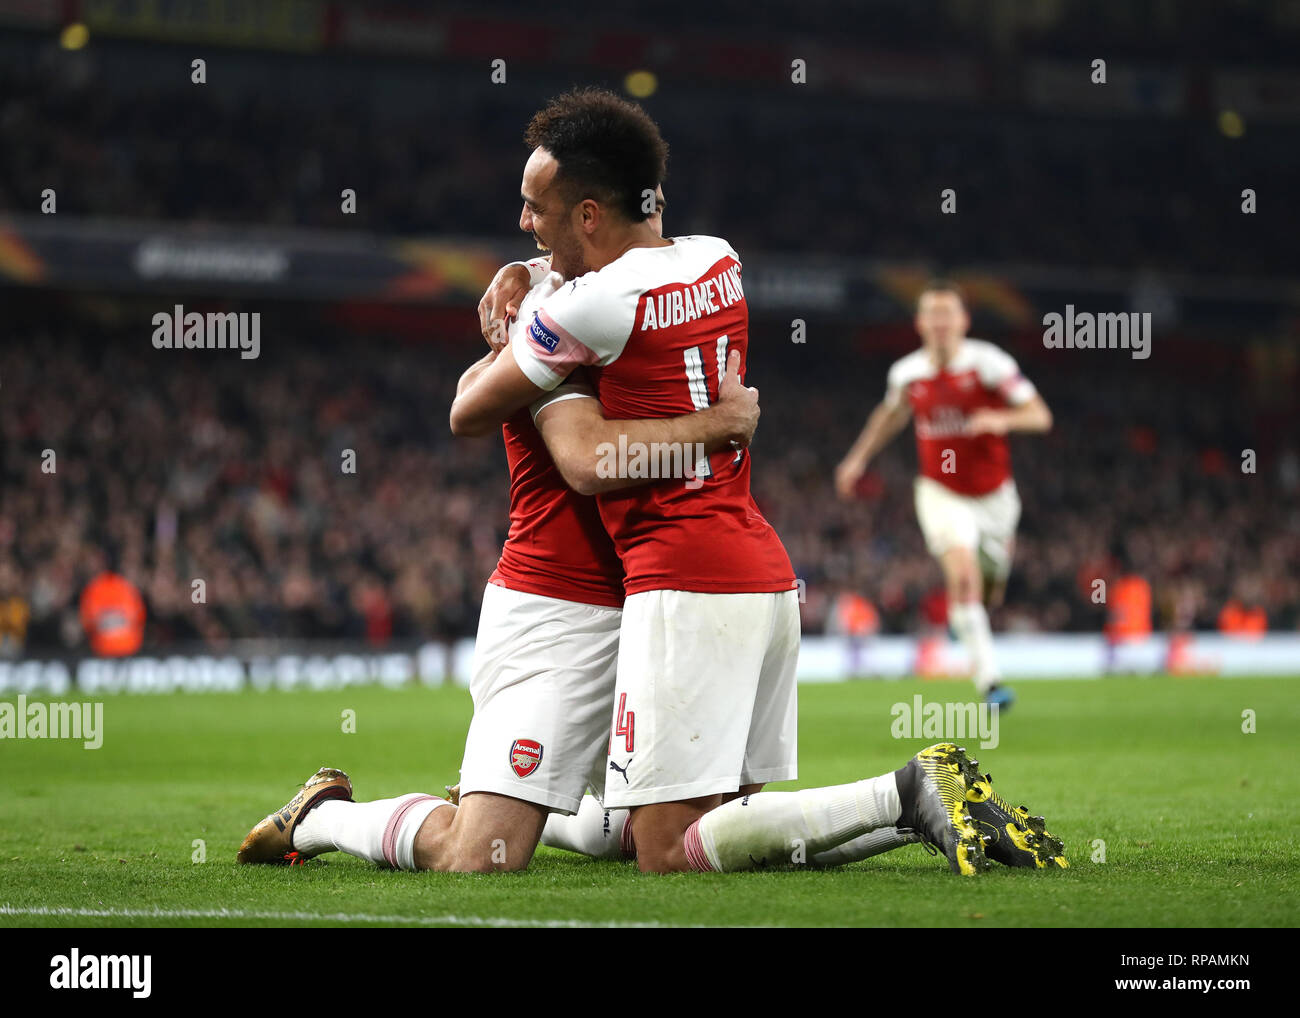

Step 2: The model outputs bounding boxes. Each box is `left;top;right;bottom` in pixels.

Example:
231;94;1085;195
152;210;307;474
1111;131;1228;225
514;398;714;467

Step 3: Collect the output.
630;798;720;874
413;792;546;872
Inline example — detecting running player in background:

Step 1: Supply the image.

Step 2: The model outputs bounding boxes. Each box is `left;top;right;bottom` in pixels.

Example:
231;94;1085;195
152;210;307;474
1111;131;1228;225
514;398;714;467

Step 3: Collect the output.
834;282;1052;709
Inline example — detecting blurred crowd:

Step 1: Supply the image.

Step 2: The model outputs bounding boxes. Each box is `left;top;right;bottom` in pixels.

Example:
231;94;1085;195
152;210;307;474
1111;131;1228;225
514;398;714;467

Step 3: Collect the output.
0;47;1293;277
2;314;1296;655
2;318;501;653
2;18;1297;655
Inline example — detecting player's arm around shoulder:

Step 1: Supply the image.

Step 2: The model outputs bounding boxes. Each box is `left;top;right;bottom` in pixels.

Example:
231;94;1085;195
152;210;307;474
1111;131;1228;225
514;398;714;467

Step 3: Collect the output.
536;350;760;496
456;269;636;443
454;268;621;438
449;341;549;437
476;261;539;348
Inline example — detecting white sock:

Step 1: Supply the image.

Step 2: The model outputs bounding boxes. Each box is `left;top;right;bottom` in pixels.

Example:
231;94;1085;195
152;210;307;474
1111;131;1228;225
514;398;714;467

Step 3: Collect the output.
812;826;919;866
540;795;633;860
684;775;901;872
950;600;999;694
292;794;450;871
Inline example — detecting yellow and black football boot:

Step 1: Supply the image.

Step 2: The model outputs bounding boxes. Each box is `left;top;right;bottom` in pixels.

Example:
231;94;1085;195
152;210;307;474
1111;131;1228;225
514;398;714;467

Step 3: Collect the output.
895;743;989;876
965;772;1068;869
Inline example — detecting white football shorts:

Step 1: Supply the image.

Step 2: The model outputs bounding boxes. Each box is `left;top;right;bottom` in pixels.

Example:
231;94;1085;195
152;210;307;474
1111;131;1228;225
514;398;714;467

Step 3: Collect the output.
602;588;800;808
458;582;621;815
913;475;1022;582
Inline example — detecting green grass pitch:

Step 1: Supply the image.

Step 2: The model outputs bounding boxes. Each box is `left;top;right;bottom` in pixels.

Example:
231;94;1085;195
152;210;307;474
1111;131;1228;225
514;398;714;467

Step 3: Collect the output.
1;676;1296;928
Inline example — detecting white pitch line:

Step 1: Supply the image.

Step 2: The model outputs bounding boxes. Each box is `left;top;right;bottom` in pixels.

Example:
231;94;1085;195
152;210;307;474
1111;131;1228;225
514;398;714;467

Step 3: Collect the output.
0;904;715;929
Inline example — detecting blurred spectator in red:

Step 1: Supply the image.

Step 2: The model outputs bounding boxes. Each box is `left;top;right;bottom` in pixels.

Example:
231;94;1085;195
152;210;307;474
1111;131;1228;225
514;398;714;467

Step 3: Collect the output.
1218;600;1267;638
80;569;146;656
354;576;394;646
1106;574;1152;644
827;591;880;638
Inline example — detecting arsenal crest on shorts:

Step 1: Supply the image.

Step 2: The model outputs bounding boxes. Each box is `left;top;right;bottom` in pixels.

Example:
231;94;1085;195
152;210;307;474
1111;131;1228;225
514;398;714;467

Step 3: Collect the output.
509;738;543;778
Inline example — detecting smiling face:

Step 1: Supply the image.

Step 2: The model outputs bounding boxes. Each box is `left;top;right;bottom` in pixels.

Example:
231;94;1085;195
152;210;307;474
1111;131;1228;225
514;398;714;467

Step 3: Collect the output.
520;149;666;276
519;147;587;278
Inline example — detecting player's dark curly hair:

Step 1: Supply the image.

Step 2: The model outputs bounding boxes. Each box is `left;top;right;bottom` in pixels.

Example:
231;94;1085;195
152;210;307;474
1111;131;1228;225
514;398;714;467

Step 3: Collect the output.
524;88;668;223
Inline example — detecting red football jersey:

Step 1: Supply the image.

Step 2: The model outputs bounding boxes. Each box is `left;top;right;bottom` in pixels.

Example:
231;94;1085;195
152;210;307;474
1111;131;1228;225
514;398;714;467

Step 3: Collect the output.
512;236;795;596
489;276;624;608
886;339;1036;496
489;408;625;608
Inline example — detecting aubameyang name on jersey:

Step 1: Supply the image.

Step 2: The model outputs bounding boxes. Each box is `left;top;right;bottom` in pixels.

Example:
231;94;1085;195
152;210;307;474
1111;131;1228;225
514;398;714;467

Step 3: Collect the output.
639;263;744;332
